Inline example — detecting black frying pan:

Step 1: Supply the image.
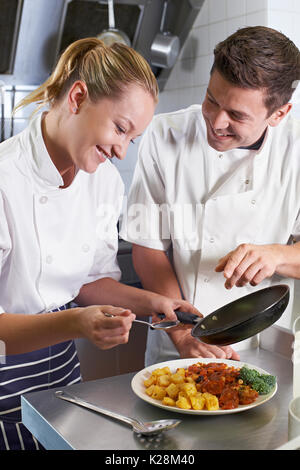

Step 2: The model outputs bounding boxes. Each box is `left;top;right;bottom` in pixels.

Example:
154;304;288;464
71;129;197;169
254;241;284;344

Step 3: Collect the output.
160;285;290;346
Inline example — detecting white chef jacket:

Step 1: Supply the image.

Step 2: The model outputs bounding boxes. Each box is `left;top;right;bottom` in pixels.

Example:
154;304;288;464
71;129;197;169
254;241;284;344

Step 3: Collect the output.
0;112;123;315
120;104;300;365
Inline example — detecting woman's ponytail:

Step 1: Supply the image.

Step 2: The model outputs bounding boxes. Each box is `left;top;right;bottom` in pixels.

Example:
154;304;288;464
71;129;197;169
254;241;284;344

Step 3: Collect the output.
14;37;158;114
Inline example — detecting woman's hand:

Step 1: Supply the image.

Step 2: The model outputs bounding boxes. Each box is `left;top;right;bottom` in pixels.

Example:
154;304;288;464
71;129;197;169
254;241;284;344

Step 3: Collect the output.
76;305;136;350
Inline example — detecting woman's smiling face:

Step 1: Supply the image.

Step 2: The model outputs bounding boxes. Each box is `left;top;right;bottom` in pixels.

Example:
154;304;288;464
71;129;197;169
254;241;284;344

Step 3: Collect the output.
65;82;156;173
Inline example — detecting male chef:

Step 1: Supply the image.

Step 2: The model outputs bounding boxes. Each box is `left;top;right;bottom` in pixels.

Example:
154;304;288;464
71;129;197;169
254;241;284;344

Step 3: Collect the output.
120;26;300;365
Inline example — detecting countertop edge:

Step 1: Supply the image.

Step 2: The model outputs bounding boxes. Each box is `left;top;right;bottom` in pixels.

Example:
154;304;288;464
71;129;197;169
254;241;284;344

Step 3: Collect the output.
21;395;74;450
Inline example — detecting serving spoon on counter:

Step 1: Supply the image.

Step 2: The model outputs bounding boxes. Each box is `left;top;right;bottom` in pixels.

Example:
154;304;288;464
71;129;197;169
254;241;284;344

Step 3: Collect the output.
55;390;181;436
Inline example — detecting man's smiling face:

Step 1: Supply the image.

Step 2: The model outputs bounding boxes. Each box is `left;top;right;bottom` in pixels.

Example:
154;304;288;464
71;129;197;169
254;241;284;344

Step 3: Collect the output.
202;69;281;152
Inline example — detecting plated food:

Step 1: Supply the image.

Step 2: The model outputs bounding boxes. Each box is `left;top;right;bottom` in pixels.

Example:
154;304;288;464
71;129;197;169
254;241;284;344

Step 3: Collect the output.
131;358;277;415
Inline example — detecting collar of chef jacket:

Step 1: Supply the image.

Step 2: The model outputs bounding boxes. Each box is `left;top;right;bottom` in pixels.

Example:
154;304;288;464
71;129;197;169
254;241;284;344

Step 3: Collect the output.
203;127;270;202
20;112;65;188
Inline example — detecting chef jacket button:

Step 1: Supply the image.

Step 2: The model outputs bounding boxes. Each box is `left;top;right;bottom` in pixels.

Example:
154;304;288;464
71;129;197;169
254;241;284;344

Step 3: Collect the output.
204;278;210;283
251;199;256;205
245;179;250;185
218;154;223;159
82;243;90;252
209;237;215;243
39;196;48;204
46;255;53;264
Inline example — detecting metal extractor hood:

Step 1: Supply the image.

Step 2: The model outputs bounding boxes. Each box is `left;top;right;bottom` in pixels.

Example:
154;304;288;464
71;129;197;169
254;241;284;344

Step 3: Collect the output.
0;0;204;91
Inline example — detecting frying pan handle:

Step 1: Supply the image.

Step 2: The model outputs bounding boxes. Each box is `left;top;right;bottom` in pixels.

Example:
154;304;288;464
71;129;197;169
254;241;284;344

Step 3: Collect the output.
158;311;201;325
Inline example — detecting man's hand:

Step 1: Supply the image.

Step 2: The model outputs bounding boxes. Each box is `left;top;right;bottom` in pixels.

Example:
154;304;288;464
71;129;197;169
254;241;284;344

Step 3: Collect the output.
168;324;240;360
149;296;202;323
215;243;283;289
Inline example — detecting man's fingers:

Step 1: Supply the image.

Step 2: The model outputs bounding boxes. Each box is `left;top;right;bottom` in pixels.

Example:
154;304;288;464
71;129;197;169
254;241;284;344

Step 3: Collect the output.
220;345;240;360
224;256;251;288
216;244;254;280
235;261;261;287
179;301;203;318
250;266;273;285
223;249;260;289
215;254;230;272
230;349;241;360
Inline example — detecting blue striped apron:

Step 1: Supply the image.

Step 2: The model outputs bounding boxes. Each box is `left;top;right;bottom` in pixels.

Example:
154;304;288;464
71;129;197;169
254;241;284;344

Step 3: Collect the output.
0;305;81;450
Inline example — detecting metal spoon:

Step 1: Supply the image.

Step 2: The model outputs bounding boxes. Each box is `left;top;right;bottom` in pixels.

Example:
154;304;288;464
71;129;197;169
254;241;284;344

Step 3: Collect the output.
55;390;181;436
104;312;180;330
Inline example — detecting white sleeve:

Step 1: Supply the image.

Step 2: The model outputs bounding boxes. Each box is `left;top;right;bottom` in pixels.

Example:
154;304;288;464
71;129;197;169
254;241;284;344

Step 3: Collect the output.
120;123;171;251
0;192;12;314
85;171;124;283
86;237;121;282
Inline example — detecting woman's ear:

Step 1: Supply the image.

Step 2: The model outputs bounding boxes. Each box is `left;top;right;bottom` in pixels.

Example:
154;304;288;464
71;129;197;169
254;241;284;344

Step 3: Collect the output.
268;102;292;127
68;81;88;114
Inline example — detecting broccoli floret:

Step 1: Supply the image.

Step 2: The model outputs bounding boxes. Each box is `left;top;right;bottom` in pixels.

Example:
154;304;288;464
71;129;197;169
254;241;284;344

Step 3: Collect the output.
239;367;260;384
251;377;272;395
238;367;276;395
260;374;276;388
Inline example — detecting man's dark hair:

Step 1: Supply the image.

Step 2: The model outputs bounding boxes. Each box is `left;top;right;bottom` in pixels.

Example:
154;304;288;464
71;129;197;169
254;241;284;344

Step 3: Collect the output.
211;26;300;116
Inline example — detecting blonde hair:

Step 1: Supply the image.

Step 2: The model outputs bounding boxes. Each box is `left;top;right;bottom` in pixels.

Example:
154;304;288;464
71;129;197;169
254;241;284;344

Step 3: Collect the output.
14;37;158;113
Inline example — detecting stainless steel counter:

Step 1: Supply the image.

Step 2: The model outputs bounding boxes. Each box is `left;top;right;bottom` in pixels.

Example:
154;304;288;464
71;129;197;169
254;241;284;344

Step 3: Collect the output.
21;326;294;450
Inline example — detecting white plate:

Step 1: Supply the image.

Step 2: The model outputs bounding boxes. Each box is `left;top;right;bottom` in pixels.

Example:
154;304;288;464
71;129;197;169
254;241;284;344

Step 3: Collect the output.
131;358;277;415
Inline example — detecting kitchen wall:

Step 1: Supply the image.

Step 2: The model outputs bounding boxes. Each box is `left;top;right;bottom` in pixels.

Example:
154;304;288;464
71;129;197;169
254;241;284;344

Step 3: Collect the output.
160;0;300;118
158;0;269;114
267;0;300;118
